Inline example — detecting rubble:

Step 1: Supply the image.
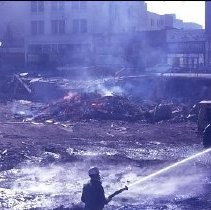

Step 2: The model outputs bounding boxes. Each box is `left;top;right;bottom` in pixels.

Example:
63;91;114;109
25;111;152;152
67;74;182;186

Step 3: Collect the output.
33;93;144;122
0;74;208;125
0;99;206;209
0;74;199;126
12;74;31;95
0;72;210;210
154;104;172;122
6;91;197;125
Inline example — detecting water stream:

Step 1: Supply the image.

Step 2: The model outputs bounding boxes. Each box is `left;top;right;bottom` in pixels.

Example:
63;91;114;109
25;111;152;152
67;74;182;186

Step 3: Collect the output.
127;148;211;188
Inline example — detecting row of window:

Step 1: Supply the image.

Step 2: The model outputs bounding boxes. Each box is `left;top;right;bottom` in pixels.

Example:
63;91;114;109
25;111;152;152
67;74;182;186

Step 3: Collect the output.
170;57;203;67
150;19;164;27
28;44;89;54
168;43;205;52
31;1;87;13
31;19;87;35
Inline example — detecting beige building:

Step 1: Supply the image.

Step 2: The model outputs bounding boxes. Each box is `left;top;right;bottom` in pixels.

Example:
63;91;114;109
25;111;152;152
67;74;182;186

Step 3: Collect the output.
25;1;148;66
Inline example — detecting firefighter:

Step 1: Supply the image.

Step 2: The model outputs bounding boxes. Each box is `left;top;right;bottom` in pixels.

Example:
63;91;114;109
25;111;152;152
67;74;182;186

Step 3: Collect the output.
81;167;111;210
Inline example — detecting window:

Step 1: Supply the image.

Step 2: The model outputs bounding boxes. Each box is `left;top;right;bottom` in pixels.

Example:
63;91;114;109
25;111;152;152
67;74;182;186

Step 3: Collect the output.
31;1;36;12
51;1;64;11
157;20;162;26
72;19;87;33
28;44;42;53
110;4;117;19
58;44;66;54
52;20;65;34
80;1;87;9
38;1;44;12
73;19;80;33
80;19;87;33
72;1;86;10
31;1;44;12
128;7;135;18
42;45;51;54
151;19;154;26
31;21;44;35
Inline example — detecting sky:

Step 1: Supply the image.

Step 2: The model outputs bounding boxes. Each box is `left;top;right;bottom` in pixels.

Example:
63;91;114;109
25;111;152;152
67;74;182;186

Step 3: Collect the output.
146;1;205;28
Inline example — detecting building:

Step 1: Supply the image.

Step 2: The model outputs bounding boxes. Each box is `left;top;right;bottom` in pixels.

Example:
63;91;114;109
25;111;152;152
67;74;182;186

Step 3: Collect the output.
147;12;202;31
0;1;208;72
183;22;202;30
25;1;148;67
166;29;206;71
0;1;27;47
205;1;211;67
205;1;211;39
26;1;94;66
147;12;179;30
0;1;27;67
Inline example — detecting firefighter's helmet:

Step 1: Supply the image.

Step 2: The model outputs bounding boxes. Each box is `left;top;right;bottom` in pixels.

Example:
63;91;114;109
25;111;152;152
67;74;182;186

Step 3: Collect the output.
88;167;100;176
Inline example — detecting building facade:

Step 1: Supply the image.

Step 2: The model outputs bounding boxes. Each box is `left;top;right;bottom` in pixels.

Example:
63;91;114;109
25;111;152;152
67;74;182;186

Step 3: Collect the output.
205;1;211;67
25;1;148;67
0;1;208;72
147;12;179;30
166;29;206;71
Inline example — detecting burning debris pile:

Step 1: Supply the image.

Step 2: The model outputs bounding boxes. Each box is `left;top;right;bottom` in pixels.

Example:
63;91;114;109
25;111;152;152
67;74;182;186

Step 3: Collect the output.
0;74;202;124
34;92;144;122
31;91;196;124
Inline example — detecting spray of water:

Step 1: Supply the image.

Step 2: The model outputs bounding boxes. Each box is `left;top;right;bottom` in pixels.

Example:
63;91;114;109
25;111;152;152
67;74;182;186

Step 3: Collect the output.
127;148;211;188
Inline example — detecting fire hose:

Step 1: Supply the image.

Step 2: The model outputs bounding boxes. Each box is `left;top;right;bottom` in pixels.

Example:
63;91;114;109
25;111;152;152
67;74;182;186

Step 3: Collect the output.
107;186;128;201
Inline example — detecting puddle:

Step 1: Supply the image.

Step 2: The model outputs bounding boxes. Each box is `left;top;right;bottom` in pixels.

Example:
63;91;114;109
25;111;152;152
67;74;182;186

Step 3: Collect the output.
0;153;210;210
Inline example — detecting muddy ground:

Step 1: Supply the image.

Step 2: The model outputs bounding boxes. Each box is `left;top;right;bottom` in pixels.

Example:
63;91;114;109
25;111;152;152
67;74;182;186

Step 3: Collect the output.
0;102;211;210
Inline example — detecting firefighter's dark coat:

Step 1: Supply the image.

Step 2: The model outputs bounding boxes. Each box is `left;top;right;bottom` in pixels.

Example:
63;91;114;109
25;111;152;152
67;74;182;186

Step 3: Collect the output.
81;179;108;210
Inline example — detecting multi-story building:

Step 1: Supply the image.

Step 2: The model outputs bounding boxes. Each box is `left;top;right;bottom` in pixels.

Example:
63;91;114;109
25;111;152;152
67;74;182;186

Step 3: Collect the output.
26;1;94;66
25;1;148;67
0;1;207;71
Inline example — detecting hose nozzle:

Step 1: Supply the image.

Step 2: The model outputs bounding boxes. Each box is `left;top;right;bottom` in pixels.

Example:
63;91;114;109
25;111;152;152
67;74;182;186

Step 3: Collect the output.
124;186;128;190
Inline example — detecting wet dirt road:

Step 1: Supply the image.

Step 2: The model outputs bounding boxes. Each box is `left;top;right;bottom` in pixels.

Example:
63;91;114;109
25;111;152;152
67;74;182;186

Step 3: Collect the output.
0;114;211;209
